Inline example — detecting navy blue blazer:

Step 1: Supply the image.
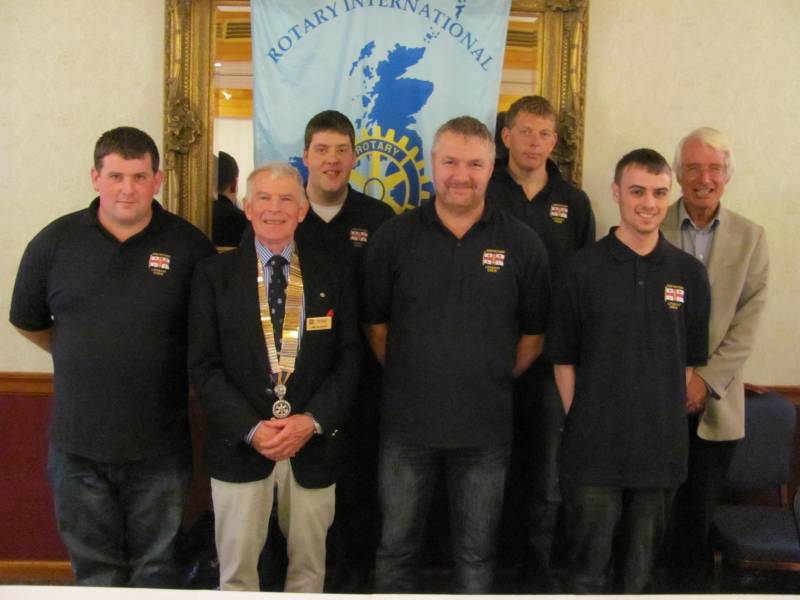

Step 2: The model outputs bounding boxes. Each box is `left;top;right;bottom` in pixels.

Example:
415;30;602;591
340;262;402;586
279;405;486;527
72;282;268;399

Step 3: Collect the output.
188;229;361;487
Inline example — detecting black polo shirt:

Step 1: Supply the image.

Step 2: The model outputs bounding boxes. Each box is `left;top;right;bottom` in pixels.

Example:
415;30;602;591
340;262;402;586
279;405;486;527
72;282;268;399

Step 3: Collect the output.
364;200;550;447
212;195;249;246
547;230;710;488
487;158;595;285
10;199;216;462
296;185;395;295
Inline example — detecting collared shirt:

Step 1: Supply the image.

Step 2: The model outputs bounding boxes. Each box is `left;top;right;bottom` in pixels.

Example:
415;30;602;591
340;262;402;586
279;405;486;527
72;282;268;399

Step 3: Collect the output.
255;239;293;288
10;198;216;462
487;158;596;285
253;238;306;343
295;185;395;314
547;230;711;488
678;199;721;267
364;200;550;447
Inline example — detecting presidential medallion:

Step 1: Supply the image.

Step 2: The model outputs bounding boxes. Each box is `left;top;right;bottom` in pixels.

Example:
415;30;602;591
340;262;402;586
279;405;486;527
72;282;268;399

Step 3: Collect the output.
272;399;291;419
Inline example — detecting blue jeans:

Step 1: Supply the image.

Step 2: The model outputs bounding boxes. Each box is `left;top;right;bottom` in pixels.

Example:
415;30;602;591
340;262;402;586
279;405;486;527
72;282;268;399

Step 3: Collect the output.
47;445;190;587
375;441;510;594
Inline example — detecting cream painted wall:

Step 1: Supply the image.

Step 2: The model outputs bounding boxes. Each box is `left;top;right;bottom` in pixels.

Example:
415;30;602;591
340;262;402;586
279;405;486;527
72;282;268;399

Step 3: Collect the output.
582;0;800;385
1;0;165;371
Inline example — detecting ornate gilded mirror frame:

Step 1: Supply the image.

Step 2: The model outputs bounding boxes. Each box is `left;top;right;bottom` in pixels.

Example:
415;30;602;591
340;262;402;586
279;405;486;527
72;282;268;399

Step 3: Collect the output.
162;0;588;231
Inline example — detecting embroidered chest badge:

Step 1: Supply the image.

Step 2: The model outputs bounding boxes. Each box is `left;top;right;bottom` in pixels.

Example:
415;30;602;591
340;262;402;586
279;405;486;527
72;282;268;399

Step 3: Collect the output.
350;227;369;247
664;284;685;309
482;249;506;273
148;252;171;276
549;203;569;223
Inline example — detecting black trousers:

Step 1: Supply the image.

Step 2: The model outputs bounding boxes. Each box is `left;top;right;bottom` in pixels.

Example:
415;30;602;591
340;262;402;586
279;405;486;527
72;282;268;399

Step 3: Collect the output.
667;415;737;587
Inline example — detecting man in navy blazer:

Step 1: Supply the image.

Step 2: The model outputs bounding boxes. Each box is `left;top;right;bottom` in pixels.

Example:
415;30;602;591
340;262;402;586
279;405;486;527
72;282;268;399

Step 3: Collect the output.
188;162;361;592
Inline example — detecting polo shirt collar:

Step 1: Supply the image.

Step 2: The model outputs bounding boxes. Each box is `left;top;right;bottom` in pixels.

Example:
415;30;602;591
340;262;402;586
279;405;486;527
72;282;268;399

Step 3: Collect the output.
606;227;667;264
495;157;562;196
678;197;722;232
305;184;358;220
87;197;166;235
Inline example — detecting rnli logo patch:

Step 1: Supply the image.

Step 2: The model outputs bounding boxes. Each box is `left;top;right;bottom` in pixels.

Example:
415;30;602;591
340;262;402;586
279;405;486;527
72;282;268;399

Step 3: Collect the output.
550;203;569;223
482;249;505;273
148;253;171;276
664;284;685;309
349;228;369;247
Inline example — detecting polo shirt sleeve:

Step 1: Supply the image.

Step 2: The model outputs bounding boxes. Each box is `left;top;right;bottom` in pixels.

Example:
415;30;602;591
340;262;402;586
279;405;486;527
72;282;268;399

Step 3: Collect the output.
517;231;551;335
546;260;581;365
9;231;54;332
363;220;395;324
685;260;711;367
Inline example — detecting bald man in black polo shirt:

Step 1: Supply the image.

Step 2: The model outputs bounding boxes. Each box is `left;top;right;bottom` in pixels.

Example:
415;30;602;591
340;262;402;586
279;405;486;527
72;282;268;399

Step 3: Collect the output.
365;116;550;594
547;149;710;593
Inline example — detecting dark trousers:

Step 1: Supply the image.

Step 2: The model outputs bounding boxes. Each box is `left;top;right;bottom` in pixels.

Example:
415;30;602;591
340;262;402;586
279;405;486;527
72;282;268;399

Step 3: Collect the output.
325;387;381;593
516;373;565;591
668;416;737;587
47;445;190;587
375;441;511;594
561;483;675;594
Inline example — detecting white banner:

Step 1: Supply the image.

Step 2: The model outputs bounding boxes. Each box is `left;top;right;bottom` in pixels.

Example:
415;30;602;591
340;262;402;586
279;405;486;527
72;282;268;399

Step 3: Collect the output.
252;0;511;212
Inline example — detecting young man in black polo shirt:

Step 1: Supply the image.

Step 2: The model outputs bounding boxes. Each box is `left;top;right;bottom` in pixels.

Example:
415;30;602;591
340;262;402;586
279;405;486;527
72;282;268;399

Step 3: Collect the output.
9;127;216;587
365;116;550;594
295;110;394;592
487;95;596;592
547;149;710;593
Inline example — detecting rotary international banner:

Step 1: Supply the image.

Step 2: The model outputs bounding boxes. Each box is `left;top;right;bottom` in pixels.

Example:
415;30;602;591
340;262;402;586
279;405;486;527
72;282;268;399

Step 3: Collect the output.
252;0;511;213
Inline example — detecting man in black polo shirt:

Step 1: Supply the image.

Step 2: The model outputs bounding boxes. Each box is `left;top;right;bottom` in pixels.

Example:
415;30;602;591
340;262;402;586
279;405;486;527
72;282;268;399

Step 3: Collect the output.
365;116;550;594
9;127;216;587
487;95;595;591
547;149;710;593
295;110;394;592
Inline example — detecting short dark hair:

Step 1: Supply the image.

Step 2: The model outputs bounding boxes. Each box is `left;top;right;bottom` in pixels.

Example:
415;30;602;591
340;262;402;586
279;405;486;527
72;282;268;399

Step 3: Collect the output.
93;126;160;172
304;110;356;149
432;115;495;160
504;95;557;129
217;151;239;193
614;148;672;184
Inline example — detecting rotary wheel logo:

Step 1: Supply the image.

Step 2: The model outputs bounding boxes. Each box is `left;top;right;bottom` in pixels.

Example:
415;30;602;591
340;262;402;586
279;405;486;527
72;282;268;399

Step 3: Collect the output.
351;126;432;213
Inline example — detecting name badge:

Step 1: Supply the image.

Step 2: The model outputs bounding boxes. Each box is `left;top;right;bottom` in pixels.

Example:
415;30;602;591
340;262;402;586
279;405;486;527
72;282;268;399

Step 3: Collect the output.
306;316;333;331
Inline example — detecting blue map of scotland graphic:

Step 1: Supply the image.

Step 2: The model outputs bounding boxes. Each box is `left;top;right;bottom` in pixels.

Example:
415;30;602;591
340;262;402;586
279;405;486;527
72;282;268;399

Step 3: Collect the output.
349;41;434;212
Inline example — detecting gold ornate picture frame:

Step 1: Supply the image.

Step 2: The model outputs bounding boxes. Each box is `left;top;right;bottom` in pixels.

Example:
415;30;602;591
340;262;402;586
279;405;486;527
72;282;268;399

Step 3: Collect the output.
162;0;588;231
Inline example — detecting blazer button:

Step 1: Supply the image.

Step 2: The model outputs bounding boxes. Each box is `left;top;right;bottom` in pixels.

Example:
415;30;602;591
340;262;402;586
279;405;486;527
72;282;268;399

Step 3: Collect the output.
265;388;274;398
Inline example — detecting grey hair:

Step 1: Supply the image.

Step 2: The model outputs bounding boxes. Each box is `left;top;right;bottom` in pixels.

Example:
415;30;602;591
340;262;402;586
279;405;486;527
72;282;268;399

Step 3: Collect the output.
673;127;735;181
245;161;308;206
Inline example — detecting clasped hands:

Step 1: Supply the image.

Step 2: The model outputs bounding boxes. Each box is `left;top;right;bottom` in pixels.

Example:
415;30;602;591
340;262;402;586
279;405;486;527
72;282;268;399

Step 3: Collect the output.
251;414;316;461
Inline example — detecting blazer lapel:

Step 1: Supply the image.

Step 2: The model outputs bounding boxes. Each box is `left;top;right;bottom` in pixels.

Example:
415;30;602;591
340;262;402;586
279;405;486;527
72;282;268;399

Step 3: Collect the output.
703;205;731;289
662;200;682;247
233;242;271;381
